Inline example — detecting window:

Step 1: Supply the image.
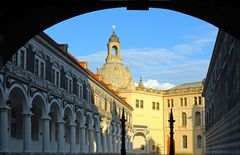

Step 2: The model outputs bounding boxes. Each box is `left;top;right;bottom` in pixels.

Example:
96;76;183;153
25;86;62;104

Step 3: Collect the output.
105;98;108;111
156;102;160;110
87;89;92;103
66;75;73;93
194;97;198;105
152;144;155;150
52;67;60;86
152;102;155;110
19;49;25;68
140;100;144;108
198;96;202;105
77;82;83;99
197;135;202;148
94;95;98;105
119;108;121;117
171;99;174;107
136;100;139;108
167;99;170;108
40;62;44;79
195;111;201;125
183;135;187;148
184;98;187;106
34;56;45;79
12;47;26;69
34;58;39;76
181;112;187;127
180;98;183;107
12;52;18;65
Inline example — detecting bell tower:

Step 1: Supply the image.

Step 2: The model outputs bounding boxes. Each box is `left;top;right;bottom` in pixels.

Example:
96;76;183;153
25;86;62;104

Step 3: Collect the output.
106;25;122;63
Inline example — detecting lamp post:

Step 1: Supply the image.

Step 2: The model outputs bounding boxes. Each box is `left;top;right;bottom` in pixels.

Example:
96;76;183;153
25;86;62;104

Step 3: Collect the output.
120;108;126;155
168;108;175;155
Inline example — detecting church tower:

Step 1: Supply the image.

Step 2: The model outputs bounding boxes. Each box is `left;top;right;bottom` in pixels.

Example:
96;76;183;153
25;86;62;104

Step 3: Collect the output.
97;26;135;91
106;25;122;63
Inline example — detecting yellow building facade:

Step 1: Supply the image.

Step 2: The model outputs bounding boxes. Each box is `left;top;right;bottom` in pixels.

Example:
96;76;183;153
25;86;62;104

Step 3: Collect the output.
163;83;205;155
97;29;205;155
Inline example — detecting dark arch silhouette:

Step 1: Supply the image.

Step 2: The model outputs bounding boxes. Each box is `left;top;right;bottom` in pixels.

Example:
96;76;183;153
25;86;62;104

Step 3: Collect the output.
0;1;239;67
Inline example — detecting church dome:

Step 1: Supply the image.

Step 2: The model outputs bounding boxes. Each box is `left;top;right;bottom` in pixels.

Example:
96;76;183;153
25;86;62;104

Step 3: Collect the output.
97;26;135;91
97;63;135;91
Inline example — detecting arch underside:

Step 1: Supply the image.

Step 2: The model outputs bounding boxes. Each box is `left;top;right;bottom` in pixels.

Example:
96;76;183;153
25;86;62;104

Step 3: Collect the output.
0;1;240;68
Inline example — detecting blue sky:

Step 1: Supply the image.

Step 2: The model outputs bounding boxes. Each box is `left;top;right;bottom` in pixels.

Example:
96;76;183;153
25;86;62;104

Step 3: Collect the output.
44;8;218;89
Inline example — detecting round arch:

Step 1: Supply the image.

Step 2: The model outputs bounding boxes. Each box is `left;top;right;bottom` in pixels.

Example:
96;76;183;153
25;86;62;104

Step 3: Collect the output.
76;109;85;127
7;82;29;142
8;82;28;113
0;2;240;68
49;99;62;121
63;105;74;124
31;91;47;117
132;130;148;153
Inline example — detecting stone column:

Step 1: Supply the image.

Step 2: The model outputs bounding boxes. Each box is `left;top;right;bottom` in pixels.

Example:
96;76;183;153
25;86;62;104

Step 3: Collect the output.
145;139;149;153
113;133;117;153
125;136;128;152
117;133;121;153
80;126;86;153
108;133;113;152
57;121;64;152
22;113;32;152
42;117;50;152
88;127;94;153
130;142;133;152
128;137;131;153
0;106;9;152
96;129;102;153
70;124;76;152
127;137;131;152
102;132;108;153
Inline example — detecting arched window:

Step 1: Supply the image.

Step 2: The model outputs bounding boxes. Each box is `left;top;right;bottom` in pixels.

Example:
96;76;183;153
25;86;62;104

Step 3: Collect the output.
195;111;201;126
112;46;118;55
183;135;187;148
197;135;202;148
181;112;187;127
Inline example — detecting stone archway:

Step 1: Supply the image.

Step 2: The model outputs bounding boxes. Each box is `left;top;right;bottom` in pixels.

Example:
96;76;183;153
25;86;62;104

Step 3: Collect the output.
0;2;240;68
49;99;62;152
8;83;29;152
31;92;47;152
76;109;86;153
63;105;75;152
133;131;148;153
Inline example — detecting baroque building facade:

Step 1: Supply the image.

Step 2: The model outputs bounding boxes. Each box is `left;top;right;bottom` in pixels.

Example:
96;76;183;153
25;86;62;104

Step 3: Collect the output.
203;29;240;154
163;83;205;155
98;29;205;155
0;32;134;154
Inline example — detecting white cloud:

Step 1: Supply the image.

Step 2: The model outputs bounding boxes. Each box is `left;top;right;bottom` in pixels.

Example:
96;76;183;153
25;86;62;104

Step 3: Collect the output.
142;79;175;90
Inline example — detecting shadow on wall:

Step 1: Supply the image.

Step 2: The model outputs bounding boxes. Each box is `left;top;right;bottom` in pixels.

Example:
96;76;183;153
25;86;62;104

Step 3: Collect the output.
0;33;132;153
